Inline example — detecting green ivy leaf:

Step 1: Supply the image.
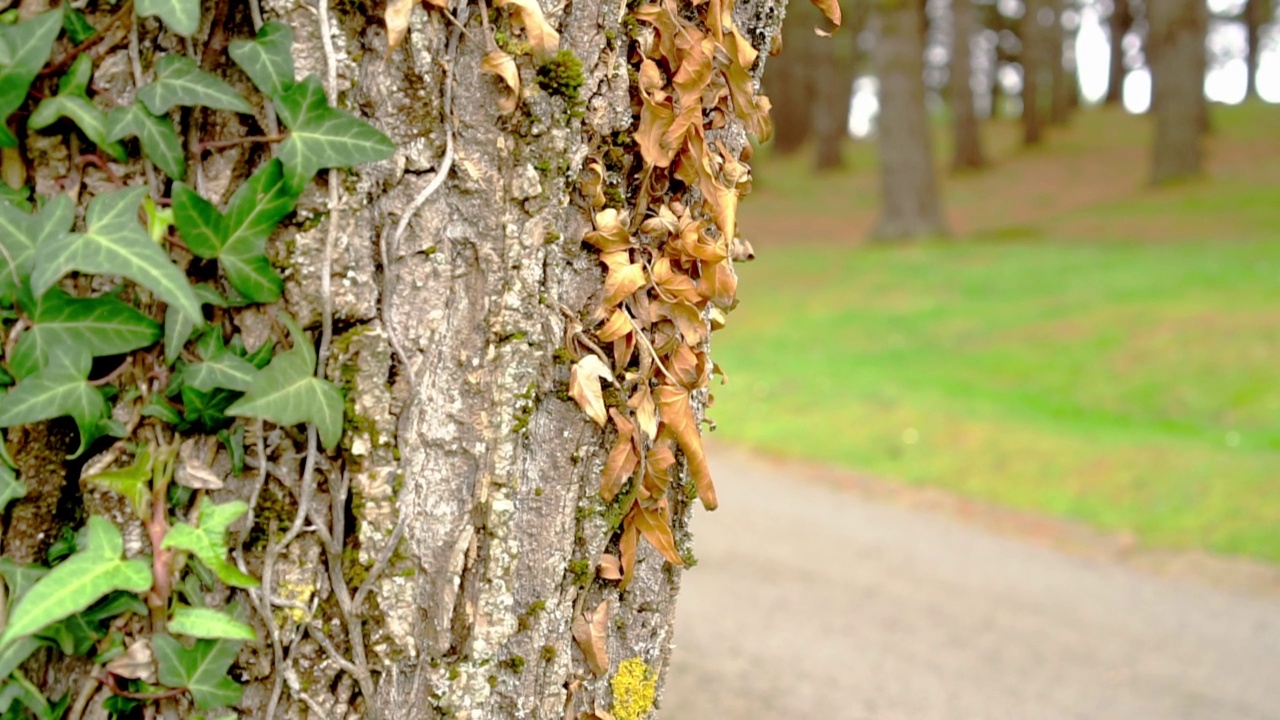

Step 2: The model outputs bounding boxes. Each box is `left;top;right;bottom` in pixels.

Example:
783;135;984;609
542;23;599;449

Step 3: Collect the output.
0;517;153;648
275;76;396;191
142;393;182;424
227;314;343;450
0;8;62;148
135;0;200;36
173;159;296;302
138;55;252;116
0;637;41;687
84;448;152;520
162;499;258;589
153;634;243;710
217;424;245;474
106;101;186;180
0;349;111;457
0;465;24;515
169;606;256;641
28;55;127;161
11;286;162;380
179;386;237;432
36;593;145;656
0;671;52;720
31;186;203;323
163;284;225;366
0;184;31;212
0;559;45;608
228;22;295;99
184;342;258;393
62;8;97;44
0;194;74;299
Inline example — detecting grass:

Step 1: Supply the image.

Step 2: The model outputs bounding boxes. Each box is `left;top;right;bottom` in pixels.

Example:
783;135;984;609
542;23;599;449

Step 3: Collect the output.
713;102;1280;562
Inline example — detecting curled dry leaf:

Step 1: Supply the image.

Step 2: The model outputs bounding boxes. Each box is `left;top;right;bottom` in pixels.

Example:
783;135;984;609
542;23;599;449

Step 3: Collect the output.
627;385;658;442
654;385;717;510
600;409;638;502
633;503;682;565
598;553;623;581
385;0;415;50
481;50;521;114
581;161;607;209
584;209;632;252
597;309;633;343
810;0;842;31
568;355;614;427
571;600;610;676
176;437;223;490
602;263;647;309
494;0;561;59
105;637;156;683
619;521;639;588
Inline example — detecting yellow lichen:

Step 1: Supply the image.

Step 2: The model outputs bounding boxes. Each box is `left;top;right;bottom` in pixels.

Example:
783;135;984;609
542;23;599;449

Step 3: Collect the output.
610;657;657;720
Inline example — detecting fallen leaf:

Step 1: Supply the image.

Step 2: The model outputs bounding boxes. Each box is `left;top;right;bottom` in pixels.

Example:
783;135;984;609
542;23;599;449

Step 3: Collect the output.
627;385;657;442
495;0;561;59
654;385;716;510
598;554;623;580
568;355;613;426
571;600;610;676
386;0;415;50
481;50;521;114
633;503;682;565
600;409;638;502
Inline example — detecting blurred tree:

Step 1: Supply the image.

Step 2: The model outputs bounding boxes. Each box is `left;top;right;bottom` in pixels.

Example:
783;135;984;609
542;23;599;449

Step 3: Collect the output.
1149;0;1206;183
871;0;949;238
1022;0;1046;143
951;0;988;169
1244;0;1273;99
1049;0;1073;124
1106;0;1132;104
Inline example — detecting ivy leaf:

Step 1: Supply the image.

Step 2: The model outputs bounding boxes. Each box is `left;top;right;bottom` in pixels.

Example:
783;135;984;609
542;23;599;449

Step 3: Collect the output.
227;314;343;450
184;348;257;394
0;671;52;720
36;592;146;656
138;55;252;115
0;349;111;457
0;193;73;300
0;8;62;148
169;606;256;641
84;448;152;520
179;386;238;432
28;55;127;160
162;499;258;589
62;9;97;44
163;284;225;366
11;286;162;380
0;637;41;686
228;22;295;99
0;516;152;648
31;186;203;324
173;160;297;302
0;465;24;515
274;76;396;191
0;559;45;609
135;0;201;36
106;101;186;180
153;634;243;710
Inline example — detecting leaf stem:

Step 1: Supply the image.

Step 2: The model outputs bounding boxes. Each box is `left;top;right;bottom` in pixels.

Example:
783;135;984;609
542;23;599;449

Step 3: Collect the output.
195;134;289;153
38;0;136;78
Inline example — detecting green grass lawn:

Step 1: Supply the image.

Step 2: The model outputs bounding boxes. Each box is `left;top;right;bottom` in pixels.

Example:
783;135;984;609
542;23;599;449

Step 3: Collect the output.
714;103;1280;562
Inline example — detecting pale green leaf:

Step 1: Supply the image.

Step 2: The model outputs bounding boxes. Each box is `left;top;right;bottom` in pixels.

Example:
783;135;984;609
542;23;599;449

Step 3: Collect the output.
0;637;41;683
107;101;186;180
227;315;343;450
0;194;74;298
11;286;161;380
138;55;252;115
153;634;244;710
84;448;152;520
0;517;152;647
172;159;297;302
162;499;258;589
135;0;200;36
184;351;258;394
275;76;396;191
164;284;225;366
228;22;295;99
0;8;62;148
0;352;111;457
62;8;97;44
31;186;203;323
0;558;45;606
0;464;23;514
169;606;256;641
0;671;52;720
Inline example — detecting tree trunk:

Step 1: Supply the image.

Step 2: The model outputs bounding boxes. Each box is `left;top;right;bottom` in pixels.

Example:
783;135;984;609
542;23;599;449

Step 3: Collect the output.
1049;0;1072;124
812;4;865;171
1022;0;1045;144
2;0;783;717
1244;0;1267;100
871;0;949;239
1149;0;1206;183
951;0;987;170
1106;0;1131;104
766;11;818;154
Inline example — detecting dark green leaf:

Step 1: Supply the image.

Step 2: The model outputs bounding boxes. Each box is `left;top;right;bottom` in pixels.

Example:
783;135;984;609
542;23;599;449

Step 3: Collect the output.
0;8;62;148
161;499;257;589
228;22;294;99
227;314;343;450
28;56;126;160
217;424;245;474
179;386;238;432
11;286;162;380
138;55;252;115
62;9;97;44
185;332;257;393
275;76;396;191
0;194;74;298
31;186;203;323
0;465;23;514
107;101;186;180
153;634;243;710
142;393;182;424
135;0;201;36
0;350;111;457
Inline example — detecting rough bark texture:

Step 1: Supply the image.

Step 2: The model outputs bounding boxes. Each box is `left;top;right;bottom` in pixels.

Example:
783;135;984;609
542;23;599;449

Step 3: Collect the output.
871;0;948;239
1149;0;1205;184
1106;0;1131;104
950;0;986;171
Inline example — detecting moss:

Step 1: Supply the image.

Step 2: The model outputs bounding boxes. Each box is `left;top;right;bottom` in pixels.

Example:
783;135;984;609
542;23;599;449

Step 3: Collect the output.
448;665;461;681
342;544;369;588
534;486;543;497
501;655;526;675
567;558;592;587
610;657;657;720
517;599;547;632
552;347;574;365
536;50;585;103
540;644;557;662
545;230;562;244
603;186;626;210
487;674;499;689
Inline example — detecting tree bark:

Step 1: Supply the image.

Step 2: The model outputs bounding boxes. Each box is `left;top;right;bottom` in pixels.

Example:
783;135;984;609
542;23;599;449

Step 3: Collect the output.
871;0;948;239
1106;0;1131;105
1021;0;1045;144
1049;0;1072;124
951;0;987;170
1149;0;1206;183
6;0;784;717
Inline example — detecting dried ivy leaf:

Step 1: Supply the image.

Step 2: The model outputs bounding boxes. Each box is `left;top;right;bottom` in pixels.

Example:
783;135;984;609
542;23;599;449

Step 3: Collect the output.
480;50;521;114
596;309;632;343
632;503;682;565
584;209;631;252
571;600;609;676
568;355;613;427
386;0;415;50
809;0;842;32
654;385;716;510
601;262;645;309
627;385;657;442
494;0;560;59
657;299;707;346
598;554;623;581
138;55;253;116
0;9;64;148
104;638;156;682
600;409;637;503
619;521;639;589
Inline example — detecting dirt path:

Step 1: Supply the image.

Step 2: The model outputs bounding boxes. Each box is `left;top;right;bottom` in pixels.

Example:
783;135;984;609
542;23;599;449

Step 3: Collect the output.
660;445;1280;719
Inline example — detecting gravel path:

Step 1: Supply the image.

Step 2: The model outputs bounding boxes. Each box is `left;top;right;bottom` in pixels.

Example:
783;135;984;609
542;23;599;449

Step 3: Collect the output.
660;445;1280;720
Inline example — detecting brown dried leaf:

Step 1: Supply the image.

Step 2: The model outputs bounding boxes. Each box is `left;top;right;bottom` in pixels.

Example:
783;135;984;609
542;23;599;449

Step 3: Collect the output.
602;263;646;309
495;0;561;58
654;385;717;510
584;209;632;252
698;260;738;309
633;503;683;565
600;409;638;502
581;161;607;209
658;299;707;346
481;50;521;114
386;0;415;50
105;638;156;683
627;385;658;442
571;600;610;676
176;438;223;490
597;309;632;342
598;554;623;580
619;521;639;589
569;356;614;426
810;0;842;31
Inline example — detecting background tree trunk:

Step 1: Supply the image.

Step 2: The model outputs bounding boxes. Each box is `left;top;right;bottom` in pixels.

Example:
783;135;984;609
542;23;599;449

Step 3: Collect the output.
1149;0;1206;183
951;0;987;170
1106;0;1131;104
1022;0;1046;144
767;15;819;154
1244;0;1268;100
1049;0;1072;124
871;0;948;239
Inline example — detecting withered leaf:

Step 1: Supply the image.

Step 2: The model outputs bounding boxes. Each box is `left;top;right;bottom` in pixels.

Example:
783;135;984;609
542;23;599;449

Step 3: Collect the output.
627;385;658;442
658;299;708;346
809;0;842;32
494;0;561;59
654;385;717;510
601;263;646;309
652;258;701;304
105;638;157;683
481;50;521;114
600;409;638;502
633;503;683;565
698;260;738;309
584;209;632;252
386;0;415;50
571;600;610;676
597;309;632;343
176;438;223;490
598;554;623;581
568;355;614;426
581;161;607;209
619;521;639;589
